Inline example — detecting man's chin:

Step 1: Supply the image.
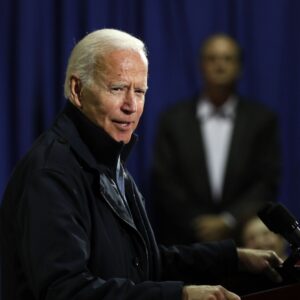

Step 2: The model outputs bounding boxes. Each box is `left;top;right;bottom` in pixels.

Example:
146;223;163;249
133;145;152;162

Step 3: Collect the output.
114;134;132;144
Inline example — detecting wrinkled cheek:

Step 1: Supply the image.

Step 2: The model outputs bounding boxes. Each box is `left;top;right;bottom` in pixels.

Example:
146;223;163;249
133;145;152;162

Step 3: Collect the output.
136;108;144;125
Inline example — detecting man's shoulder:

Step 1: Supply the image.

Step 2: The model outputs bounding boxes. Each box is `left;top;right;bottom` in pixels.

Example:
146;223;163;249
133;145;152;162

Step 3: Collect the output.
160;96;198;120
238;96;275;112
1;130;77;207
13;129;76;179
237;96;278;118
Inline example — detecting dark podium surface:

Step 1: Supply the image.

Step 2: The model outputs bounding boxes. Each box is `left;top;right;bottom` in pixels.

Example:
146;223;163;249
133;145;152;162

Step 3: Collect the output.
222;267;300;299
242;281;300;299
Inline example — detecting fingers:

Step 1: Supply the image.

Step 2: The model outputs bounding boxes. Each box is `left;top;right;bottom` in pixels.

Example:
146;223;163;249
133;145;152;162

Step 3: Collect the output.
264;262;283;283
207;285;240;300
264;251;283;283
237;248;283;283
183;285;241;300
192;216;230;241
222;286;241;300
268;250;284;266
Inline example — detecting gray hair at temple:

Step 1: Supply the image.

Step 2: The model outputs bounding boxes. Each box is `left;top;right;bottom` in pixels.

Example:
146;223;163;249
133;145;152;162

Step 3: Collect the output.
64;28;148;99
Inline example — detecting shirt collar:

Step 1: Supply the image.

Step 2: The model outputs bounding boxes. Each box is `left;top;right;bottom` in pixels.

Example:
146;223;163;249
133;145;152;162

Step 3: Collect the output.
196;95;237;121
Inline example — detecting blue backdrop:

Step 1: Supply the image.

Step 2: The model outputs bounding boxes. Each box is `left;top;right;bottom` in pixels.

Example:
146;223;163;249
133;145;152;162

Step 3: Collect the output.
1;0;300;220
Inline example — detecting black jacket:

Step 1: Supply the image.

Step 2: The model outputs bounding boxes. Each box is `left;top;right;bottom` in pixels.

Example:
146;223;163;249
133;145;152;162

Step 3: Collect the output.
152;96;281;245
1;102;238;300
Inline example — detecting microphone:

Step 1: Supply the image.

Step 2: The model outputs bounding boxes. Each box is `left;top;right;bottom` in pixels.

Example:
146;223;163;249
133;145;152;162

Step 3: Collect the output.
258;202;300;248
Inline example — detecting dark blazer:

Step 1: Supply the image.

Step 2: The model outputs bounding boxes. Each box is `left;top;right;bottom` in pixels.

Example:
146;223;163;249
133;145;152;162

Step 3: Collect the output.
0;102;238;300
152;96;281;245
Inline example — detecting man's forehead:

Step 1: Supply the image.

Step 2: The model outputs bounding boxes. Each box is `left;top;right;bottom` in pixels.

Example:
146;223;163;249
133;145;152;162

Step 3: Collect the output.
102;51;147;75
104;49;147;63
92;49;148;84
203;38;240;58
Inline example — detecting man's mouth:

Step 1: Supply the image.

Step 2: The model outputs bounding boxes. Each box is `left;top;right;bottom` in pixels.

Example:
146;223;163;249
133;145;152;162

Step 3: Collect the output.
112;120;133;130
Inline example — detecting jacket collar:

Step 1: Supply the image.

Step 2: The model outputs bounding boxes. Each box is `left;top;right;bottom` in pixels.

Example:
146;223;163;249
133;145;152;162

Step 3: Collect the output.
53;102;137;170
196;95;237;121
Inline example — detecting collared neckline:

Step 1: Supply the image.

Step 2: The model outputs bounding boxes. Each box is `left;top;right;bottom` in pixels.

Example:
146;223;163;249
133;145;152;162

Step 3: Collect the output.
57;102;137;169
196;95;238;122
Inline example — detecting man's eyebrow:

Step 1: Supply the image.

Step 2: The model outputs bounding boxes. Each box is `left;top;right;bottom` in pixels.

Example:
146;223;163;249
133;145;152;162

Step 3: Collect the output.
109;82;148;89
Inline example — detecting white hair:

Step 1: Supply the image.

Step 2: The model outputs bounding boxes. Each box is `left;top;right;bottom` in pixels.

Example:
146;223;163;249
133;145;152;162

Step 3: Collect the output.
64;28;148;99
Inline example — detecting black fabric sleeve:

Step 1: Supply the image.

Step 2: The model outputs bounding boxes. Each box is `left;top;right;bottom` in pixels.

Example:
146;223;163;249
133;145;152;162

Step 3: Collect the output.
17;169;183;300
159;240;238;285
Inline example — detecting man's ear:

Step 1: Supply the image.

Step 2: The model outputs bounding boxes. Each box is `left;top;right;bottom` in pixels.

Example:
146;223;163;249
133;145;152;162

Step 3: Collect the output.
69;76;83;109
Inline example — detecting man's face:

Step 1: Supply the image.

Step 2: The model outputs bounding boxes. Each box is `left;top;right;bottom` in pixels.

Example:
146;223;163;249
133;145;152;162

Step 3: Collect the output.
80;50;148;144
243;218;283;253
201;37;241;87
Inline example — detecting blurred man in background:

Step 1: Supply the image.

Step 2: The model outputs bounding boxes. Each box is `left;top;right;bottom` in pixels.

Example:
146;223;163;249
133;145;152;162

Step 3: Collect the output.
152;34;281;245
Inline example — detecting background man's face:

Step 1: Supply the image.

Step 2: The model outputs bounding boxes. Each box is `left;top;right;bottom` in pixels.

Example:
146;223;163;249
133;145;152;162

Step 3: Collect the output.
201;37;241;88
242;218;285;256
81;49;148;144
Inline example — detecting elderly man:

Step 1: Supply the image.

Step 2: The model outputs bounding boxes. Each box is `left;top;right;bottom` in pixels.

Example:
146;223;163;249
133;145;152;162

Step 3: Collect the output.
0;29;281;300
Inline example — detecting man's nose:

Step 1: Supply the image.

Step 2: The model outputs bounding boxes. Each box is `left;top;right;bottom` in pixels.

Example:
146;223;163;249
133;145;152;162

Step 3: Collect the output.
123;89;137;113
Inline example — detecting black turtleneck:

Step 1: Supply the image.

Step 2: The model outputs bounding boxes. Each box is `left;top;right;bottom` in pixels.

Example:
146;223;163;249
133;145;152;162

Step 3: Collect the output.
62;102;137;170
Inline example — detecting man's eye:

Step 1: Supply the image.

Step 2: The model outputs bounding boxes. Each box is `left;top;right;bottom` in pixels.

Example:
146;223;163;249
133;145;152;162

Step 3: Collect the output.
110;86;125;94
135;89;146;95
111;87;124;92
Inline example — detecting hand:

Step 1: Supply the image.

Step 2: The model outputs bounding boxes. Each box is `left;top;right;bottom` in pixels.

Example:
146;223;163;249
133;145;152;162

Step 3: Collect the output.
237;248;283;282
192;215;232;241
182;285;240;300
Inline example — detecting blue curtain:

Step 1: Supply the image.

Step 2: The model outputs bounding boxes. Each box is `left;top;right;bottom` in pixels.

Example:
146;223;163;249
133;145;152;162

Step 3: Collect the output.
1;0;300;219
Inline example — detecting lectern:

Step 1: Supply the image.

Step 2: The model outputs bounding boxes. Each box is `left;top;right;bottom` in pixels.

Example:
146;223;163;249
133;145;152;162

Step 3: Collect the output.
242;281;300;299
223;265;300;299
